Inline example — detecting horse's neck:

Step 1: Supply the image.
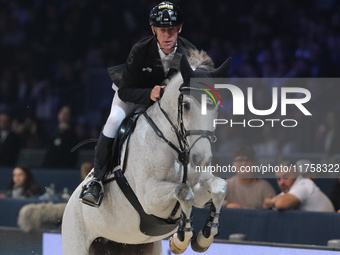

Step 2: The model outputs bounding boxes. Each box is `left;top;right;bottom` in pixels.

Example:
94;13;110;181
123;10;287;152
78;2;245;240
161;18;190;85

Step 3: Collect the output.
158;74;182;117
145;99;178;145
130;97;182;183
140;74;182;162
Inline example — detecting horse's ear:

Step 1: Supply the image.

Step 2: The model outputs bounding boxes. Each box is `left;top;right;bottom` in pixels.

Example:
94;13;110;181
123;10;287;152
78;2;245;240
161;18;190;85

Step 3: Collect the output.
180;55;194;84
209;57;232;78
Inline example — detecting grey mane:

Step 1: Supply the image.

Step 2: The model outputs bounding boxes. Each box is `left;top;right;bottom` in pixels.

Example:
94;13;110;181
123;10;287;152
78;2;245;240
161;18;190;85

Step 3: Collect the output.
164;49;215;73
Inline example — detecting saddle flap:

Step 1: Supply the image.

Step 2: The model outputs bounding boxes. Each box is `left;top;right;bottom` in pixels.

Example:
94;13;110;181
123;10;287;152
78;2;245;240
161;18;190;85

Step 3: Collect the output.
114;169;179;236
118;117;135;149
111;116;136;168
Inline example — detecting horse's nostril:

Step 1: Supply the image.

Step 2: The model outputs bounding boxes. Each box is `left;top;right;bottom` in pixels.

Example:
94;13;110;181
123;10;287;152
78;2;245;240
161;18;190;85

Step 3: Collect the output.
192;154;212;167
206;156;212;167
192;154;198;166
202;156;212;168
192;154;202;166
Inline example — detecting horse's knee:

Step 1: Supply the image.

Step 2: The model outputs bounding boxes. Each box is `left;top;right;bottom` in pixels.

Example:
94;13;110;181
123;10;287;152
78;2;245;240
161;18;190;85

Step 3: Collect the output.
210;178;227;203
174;183;194;205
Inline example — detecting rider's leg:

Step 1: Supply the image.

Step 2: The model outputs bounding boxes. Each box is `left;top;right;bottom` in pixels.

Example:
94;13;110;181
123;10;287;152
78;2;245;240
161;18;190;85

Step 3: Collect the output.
81;88;134;206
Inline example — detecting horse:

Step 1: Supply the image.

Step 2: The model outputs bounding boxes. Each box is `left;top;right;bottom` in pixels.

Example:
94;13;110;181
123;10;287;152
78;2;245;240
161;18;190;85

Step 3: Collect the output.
62;49;231;255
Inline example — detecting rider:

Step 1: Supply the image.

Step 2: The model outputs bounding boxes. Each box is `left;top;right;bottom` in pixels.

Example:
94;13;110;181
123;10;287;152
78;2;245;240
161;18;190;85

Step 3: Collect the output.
80;1;196;207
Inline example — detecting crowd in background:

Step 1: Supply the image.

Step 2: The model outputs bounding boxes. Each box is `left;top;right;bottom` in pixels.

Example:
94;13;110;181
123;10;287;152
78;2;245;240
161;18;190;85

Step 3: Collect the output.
0;0;340;168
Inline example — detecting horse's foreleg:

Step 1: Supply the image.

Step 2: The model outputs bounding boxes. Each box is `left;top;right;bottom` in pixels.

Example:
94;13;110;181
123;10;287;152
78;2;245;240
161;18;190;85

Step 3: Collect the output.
62;187;96;255
169;183;194;255
191;177;227;253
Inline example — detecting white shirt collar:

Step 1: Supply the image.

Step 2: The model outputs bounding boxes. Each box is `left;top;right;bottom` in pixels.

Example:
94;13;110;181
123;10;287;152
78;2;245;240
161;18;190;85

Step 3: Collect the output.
157;43;177;60
157;43;177;74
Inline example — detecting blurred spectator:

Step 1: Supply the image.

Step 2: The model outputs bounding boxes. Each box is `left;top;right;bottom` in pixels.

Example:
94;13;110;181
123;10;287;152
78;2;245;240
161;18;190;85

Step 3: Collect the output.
329;178;340;212
253;124;279;156
22;116;48;149
43;105;78;169
73;116;96;150
263;161;334;212
223;145;276;209
6;166;42;198
296;159;316;180
314;110;340;156
30;79;60;135
81;161;94;180
0;112;22;167
11;115;48;149
320;111;340;156
0;0;339;156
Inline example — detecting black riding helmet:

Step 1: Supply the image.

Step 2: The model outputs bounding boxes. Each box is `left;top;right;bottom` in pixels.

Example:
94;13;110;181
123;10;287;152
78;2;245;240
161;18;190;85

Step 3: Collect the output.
149;1;184;27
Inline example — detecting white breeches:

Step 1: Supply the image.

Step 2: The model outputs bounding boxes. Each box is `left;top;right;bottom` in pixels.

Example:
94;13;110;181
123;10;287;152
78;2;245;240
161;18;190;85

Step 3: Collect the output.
102;84;135;138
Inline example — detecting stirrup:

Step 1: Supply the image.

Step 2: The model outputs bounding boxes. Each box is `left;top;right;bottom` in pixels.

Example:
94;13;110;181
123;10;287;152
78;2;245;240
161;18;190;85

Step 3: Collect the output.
79;179;104;207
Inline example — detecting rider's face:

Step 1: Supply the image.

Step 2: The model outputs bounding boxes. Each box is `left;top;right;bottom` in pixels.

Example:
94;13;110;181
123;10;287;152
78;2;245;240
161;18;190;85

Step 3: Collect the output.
152;25;182;55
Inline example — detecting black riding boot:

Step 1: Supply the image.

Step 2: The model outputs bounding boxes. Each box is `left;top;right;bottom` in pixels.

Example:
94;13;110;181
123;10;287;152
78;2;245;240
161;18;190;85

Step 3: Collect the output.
80;133;114;207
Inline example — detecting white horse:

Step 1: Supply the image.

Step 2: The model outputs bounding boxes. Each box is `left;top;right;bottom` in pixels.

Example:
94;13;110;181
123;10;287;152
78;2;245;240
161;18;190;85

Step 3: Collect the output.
62;50;231;255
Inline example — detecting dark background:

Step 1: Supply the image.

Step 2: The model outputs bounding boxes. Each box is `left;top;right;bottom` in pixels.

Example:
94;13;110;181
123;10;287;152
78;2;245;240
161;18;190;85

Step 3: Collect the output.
0;0;340;168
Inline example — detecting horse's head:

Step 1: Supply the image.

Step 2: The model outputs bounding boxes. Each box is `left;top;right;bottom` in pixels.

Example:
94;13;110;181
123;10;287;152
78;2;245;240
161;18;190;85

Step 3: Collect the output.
178;52;231;171
160;50;231;172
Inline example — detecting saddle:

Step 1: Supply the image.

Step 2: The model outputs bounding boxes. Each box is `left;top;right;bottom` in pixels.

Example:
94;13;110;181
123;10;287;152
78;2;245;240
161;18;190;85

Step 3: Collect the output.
82;115;179;236
82;115;135;185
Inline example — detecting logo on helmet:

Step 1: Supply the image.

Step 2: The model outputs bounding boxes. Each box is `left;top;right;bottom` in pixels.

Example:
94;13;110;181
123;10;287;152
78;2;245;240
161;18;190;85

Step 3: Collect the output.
158;3;174;9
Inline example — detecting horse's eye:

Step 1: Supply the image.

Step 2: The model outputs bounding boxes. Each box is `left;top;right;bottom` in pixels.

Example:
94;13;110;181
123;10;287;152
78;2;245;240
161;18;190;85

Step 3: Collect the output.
183;102;190;111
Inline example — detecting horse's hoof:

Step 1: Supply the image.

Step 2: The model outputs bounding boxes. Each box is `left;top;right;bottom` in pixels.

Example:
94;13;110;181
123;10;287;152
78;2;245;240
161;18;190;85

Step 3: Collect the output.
191;238;209;253
169;236;188;254
191;231;211;253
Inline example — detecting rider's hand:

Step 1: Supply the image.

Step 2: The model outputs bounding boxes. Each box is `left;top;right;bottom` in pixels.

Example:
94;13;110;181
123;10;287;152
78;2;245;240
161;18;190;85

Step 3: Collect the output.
150;85;166;102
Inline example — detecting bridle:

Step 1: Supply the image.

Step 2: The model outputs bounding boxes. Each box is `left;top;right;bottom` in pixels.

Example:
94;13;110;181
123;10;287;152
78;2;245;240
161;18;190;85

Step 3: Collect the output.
143;84;217;220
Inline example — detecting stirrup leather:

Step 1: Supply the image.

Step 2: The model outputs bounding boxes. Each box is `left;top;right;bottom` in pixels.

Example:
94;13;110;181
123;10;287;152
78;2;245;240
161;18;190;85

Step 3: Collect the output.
79;179;104;207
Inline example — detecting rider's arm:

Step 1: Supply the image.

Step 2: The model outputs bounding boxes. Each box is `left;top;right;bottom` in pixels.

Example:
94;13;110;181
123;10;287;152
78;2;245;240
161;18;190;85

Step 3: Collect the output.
118;48;153;105
118;40;159;105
